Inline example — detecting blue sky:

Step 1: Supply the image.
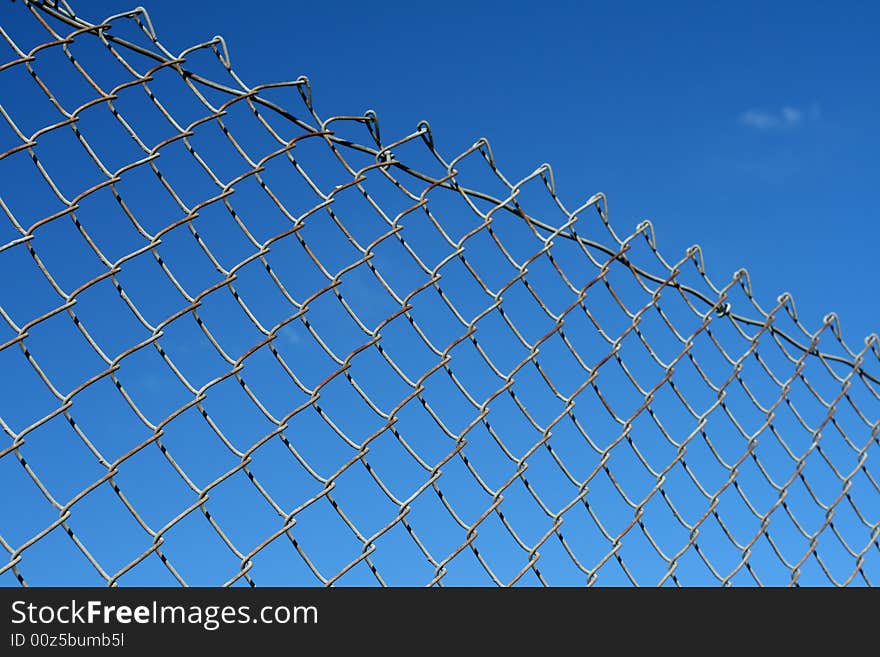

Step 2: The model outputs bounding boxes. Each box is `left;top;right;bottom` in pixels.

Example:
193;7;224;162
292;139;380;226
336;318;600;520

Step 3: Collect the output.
68;0;879;342
0;1;877;587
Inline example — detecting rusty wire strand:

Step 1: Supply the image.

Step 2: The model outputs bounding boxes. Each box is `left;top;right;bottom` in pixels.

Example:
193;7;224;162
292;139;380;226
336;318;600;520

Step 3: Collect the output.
0;0;878;587
19;0;880;389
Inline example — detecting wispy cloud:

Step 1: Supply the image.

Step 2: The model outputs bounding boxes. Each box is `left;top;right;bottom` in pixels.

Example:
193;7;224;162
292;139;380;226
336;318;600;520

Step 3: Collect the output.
739;104;820;130
281;324;302;344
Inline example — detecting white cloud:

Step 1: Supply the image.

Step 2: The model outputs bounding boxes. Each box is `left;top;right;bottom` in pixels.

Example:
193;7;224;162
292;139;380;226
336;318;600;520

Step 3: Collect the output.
739;104;819;130
781;106;802;125
281;324;302;344
740;109;780;130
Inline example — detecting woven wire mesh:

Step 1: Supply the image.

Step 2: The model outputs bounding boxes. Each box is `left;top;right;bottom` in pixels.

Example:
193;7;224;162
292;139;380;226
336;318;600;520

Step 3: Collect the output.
1;0;878;587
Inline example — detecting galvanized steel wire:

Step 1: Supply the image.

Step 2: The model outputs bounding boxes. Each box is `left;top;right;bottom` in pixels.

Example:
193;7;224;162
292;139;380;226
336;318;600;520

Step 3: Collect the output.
1;0;878;586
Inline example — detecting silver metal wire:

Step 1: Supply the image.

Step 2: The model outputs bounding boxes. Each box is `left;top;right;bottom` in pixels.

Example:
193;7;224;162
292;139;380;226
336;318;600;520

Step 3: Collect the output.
1;0;878;586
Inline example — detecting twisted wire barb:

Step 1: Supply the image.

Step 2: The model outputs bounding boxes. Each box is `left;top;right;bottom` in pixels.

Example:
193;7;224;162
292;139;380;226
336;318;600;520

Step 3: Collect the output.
1;0;878;586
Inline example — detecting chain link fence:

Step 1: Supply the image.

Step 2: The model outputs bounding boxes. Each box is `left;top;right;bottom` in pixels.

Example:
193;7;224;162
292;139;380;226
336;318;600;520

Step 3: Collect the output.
1;0;878;586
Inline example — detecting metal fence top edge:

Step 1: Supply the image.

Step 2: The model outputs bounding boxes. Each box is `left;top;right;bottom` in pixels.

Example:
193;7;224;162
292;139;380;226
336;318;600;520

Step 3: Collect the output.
10;0;880;388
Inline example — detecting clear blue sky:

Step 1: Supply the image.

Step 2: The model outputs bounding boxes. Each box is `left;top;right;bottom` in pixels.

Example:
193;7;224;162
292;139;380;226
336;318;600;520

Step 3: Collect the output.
0;0;877;587
70;0;880;342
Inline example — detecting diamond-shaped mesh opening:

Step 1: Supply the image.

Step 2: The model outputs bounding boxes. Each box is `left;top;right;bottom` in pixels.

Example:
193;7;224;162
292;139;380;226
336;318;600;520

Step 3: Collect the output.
1;0;878;587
